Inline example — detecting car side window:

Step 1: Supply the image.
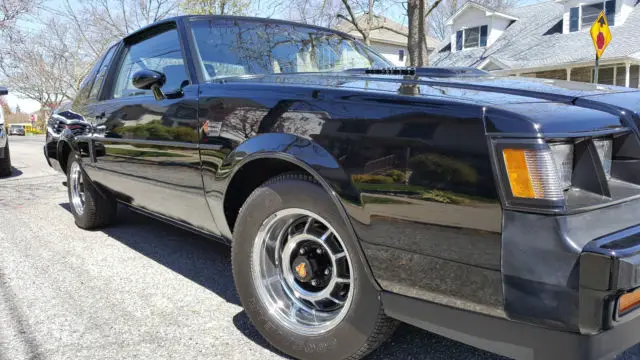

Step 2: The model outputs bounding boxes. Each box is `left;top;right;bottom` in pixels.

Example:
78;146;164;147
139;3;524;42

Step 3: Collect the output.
88;45;117;101
73;52;105;105
112;28;188;99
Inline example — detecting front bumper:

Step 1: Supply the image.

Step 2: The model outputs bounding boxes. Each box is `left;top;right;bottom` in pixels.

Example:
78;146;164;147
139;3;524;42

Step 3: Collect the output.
580;225;640;331
383;291;640;360
384;198;640;359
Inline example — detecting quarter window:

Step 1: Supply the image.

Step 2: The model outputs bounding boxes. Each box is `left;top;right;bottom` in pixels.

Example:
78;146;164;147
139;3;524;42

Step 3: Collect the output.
74;51;106;103
112;28;189;99
89;45;117;101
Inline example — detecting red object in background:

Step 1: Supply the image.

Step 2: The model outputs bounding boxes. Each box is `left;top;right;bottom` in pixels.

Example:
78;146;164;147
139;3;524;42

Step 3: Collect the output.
597;32;605;50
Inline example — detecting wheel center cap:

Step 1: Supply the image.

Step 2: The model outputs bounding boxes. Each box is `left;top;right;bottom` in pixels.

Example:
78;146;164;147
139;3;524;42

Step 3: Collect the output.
292;256;314;282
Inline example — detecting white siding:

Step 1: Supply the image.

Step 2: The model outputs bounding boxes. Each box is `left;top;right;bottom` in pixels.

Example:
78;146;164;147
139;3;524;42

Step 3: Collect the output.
562;0;631;34
370;41;407;66
489;17;511;46
452;7;489;34
562;9;571;34
450;6;513;52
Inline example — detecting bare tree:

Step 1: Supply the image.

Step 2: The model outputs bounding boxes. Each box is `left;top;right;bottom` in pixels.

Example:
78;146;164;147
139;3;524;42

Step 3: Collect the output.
0;0;40;33
428;0;458;40
338;0;375;44
288;0;343;28
180;0;251;15
0;0;181;109
47;0;179;59
429;0;521;41
408;0;442;66
0;0;42;68
335;0;408;46
1;18;87;107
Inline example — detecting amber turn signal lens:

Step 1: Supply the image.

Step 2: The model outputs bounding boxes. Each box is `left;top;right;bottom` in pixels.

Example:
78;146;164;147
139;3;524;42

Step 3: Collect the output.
503;149;535;198
619;289;640;315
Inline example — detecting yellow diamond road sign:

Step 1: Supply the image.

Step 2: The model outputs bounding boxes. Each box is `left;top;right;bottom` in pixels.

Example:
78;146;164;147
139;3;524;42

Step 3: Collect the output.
590;11;612;59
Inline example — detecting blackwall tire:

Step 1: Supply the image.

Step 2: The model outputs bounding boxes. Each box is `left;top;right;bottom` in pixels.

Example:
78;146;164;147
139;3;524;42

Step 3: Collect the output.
0;141;11;177
232;173;397;360
66;152;117;229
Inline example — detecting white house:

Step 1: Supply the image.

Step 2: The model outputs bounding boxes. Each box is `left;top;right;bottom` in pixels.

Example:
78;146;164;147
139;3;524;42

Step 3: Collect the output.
432;0;640;87
336;14;440;66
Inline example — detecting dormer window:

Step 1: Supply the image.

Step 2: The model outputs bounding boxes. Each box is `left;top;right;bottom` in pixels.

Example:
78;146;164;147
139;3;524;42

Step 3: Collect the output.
570;0;616;32
455;25;488;50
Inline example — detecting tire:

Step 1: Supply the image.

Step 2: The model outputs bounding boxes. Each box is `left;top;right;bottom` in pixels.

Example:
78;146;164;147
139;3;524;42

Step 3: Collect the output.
66;152;117;229
232;173;397;360
0;141;11;177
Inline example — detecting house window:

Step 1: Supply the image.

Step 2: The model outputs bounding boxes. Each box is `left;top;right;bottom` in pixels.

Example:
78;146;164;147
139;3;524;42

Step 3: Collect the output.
570;7;580;32
571;0;615;32
399;49;404;62
457;25;488;50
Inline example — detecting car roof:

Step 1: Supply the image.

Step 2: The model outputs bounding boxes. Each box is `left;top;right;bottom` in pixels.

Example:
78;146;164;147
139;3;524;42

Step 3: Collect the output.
125;15;357;43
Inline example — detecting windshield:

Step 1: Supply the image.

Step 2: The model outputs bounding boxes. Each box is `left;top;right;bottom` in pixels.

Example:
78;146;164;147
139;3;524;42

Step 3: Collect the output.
190;19;391;80
10;125;22;130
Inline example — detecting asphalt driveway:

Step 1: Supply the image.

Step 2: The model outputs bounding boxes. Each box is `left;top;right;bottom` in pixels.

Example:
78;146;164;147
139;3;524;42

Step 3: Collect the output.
1;135;639;360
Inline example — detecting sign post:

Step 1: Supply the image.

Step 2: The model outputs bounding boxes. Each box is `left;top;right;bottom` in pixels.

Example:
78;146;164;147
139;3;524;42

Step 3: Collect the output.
590;11;612;84
594;55;600;84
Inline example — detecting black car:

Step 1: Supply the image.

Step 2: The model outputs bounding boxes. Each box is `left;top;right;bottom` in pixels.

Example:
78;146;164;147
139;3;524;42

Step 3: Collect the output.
0;86;11;177
44;16;640;360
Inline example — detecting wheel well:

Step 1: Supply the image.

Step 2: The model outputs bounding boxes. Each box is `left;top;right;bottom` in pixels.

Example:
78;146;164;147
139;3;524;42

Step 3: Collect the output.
224;158;310;233
58;141;72;174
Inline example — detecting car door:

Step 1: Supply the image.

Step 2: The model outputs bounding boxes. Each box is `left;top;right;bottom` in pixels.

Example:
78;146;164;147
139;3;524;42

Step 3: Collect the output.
90;23;218;234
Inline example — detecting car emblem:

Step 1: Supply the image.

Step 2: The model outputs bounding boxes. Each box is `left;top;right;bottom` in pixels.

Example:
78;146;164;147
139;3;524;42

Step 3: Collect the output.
295;262;307;278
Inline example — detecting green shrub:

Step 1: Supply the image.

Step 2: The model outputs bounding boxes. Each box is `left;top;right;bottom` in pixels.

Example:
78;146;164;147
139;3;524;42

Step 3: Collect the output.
408;153;477;185
352;174;394;184
384;169;406;183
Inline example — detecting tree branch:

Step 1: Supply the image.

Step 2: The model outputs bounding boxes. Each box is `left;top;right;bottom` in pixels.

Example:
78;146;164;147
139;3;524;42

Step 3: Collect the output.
339;0;368;43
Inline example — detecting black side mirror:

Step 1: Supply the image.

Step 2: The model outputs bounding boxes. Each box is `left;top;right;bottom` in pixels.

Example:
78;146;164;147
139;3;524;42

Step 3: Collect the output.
0;87;7;96
132;70;166;101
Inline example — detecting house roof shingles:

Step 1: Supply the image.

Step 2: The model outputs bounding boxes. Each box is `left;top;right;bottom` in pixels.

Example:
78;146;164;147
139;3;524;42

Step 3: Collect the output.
432;1;640;70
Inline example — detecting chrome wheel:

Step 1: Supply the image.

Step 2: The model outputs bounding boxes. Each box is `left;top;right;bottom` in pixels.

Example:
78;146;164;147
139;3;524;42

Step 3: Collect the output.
251;208;354;335
70;161;85;215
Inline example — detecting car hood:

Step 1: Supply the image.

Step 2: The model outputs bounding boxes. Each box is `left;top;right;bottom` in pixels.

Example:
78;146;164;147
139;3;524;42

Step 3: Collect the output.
220;72;639;105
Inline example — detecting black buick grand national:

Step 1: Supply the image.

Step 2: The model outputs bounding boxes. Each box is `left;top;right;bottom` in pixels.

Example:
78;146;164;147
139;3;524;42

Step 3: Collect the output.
44;15;640;360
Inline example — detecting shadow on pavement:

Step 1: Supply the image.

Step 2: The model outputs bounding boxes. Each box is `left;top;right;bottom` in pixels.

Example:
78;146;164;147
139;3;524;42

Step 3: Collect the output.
59;203;240;306
55;202;505;360
57;202;640;360
4;167;23;179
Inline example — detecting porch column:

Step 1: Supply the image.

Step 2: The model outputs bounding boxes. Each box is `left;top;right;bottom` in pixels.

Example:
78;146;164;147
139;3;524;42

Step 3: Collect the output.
625;63;631;88
613;67;618;85
566;68;572;81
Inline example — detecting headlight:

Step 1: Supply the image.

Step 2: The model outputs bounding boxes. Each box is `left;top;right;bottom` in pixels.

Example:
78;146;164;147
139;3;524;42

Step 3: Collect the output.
548;142;574;190
593;137;613;179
